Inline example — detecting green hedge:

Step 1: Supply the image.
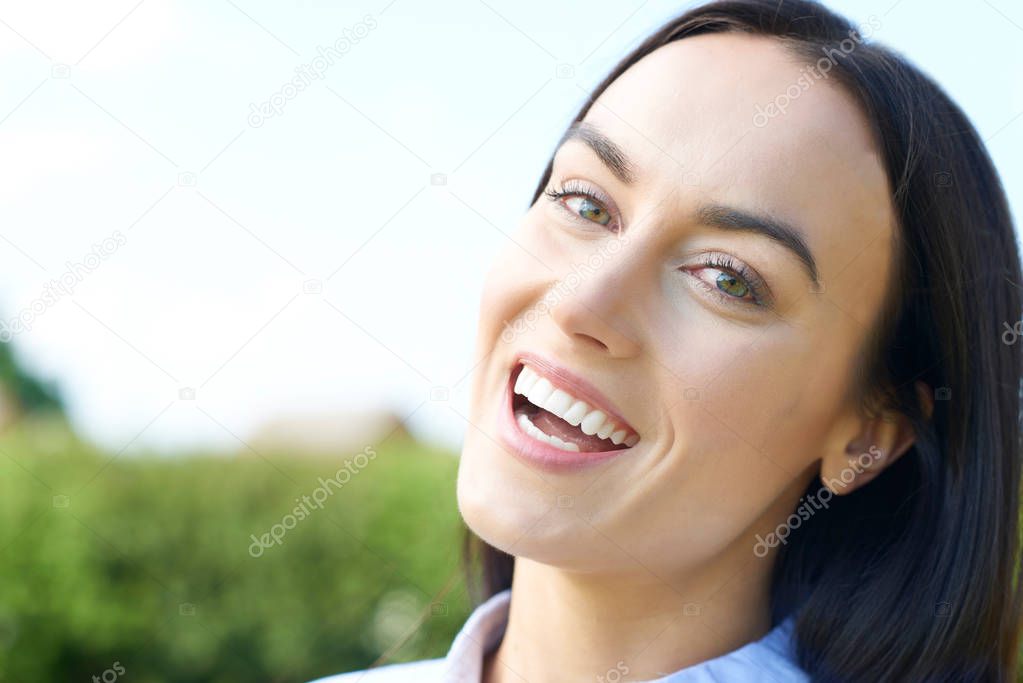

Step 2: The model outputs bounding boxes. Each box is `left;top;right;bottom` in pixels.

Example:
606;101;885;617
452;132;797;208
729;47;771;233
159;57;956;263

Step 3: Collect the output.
0;419;471;682
6;419;1017;680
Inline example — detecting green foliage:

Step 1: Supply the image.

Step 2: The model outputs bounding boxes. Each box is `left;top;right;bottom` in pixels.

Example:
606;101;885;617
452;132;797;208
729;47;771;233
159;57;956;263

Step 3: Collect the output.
0;342;62;415
0;420;471;682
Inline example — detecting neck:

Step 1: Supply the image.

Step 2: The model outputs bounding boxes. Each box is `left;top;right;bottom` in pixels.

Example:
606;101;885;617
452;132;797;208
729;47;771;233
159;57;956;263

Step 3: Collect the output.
482;550;774;683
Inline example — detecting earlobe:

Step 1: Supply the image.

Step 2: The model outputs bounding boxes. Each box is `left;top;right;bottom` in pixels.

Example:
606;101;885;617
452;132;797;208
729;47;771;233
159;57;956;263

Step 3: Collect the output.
820;398;920;495
915;379;935;421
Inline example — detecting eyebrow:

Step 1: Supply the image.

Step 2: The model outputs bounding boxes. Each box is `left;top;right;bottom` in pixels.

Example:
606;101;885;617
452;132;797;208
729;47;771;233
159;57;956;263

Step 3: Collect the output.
697;205;821;286
557;121;821;287
557;121;636;185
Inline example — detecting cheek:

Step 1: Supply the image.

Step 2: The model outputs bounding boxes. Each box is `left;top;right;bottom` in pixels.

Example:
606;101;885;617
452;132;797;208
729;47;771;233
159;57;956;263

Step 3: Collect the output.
590;312;858;566
475;212;555;345
690;338;845;453
459;212;565;551
667;317;856;484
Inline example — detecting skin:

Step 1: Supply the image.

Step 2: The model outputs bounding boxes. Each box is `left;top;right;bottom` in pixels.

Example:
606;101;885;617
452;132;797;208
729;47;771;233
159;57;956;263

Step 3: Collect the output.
456;33;925;683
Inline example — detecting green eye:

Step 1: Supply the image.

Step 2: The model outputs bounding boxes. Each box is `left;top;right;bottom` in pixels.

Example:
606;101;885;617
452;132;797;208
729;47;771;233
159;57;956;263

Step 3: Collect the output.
715;272;750;298
565;196;611;226
682;254;769;308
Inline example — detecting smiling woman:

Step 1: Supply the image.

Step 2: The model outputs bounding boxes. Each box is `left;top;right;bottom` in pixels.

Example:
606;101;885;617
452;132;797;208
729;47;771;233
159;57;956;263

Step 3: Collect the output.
312;0;1023;681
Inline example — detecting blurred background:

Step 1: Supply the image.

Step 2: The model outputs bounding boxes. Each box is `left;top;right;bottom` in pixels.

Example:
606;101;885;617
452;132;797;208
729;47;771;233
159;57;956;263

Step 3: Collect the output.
0;0;1020;680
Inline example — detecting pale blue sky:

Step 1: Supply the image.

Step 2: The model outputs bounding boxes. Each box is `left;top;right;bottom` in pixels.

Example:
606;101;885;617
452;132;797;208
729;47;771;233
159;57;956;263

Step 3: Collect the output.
1;0;1020;454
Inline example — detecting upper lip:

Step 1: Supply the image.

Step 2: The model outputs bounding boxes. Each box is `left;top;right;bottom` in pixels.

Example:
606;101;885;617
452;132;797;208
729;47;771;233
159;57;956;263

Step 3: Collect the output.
512;350;638;437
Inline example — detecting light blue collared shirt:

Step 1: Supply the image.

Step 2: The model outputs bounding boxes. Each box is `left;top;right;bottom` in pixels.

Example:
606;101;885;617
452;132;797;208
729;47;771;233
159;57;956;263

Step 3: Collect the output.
309;589;810;682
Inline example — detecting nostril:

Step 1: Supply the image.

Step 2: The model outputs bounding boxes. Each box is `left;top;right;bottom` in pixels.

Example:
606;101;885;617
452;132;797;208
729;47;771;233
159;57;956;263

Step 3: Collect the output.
577;334;609;352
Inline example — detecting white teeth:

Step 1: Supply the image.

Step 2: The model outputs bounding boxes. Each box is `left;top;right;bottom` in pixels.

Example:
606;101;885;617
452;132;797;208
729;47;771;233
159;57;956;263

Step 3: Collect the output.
543;389;574;417
511;363;641;448
579;410;607;436
514;366;539;395
563;400;588;426
517;411;580;452
526;377;554;407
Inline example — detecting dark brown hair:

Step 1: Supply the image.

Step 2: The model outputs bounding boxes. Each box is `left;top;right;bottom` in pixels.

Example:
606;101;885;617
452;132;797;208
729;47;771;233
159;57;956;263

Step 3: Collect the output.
463;1;1023;680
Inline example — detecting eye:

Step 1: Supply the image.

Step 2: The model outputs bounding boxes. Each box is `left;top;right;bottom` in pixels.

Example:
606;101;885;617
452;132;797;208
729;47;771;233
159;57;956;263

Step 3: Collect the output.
564;196;611;226
543;179;618;230
684;254;771;308
714;271;749;298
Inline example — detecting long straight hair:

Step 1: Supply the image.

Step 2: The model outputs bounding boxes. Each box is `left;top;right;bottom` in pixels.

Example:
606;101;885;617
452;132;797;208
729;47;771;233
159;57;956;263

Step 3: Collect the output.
462;1;1023;679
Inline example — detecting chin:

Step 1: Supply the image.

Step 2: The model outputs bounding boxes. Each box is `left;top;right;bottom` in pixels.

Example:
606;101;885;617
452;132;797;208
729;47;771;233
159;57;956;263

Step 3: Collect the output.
456;430;537;552
455;438;612;570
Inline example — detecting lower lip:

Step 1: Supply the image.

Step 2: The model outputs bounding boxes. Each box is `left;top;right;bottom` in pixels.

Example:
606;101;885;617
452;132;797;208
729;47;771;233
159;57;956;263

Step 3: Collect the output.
497;368;633;472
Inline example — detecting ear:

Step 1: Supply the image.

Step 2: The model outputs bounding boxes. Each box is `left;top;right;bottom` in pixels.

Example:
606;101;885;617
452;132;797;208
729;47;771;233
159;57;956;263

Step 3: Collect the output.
819;380;932;495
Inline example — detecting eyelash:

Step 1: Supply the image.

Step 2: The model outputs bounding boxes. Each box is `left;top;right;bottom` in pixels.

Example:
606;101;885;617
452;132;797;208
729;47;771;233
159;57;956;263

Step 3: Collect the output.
543;179;618;230
691;253;769;308
542;180;770;308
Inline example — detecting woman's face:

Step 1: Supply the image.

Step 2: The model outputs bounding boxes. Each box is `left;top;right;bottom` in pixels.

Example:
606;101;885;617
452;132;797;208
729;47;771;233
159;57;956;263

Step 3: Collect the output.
457;33;895;577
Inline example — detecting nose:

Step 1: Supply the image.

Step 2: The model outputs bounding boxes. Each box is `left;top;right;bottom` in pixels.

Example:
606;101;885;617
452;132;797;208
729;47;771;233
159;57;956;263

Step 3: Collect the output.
548;249;643;358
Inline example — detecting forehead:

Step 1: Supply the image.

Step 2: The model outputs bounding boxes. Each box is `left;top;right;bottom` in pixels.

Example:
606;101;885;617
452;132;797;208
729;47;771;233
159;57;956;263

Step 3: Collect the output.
577;32;895;308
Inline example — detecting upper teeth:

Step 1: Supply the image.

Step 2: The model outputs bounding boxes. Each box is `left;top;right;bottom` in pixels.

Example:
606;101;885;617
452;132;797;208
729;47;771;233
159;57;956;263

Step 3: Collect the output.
513;364;640;447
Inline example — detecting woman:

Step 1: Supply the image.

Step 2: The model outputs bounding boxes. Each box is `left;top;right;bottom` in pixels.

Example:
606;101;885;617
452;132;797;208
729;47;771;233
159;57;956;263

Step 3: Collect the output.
314;0;1022;680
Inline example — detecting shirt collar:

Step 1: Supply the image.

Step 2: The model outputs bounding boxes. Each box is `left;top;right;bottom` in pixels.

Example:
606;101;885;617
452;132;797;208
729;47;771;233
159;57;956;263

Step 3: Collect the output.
437;589;805;682
440;589;511;682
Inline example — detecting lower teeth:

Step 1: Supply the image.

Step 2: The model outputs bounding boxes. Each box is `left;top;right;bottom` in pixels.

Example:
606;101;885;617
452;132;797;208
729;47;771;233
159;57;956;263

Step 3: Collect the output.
516;410;581;452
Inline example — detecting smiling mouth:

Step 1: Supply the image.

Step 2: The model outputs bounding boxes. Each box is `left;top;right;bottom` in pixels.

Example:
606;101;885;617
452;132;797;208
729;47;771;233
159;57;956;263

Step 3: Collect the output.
510;363;640;453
